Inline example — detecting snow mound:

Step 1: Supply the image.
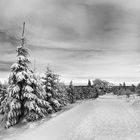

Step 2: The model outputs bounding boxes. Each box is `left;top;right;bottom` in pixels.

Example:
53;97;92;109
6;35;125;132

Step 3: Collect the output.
131;99;140;109
127;95;140;105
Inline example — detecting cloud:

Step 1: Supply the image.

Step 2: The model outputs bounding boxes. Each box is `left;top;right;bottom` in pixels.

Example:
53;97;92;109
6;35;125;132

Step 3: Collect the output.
0;60;13;71
0;30;19;45
0;0;139;84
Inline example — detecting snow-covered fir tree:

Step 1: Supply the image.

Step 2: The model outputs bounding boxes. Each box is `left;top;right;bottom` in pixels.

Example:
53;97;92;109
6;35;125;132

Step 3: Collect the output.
88;80;92;87
55;82;69;106
1;23;52;128
68;81;76;104
42;67;61;112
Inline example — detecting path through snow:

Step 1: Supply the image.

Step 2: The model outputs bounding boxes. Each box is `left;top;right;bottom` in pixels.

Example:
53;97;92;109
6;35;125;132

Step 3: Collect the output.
3;94;140;140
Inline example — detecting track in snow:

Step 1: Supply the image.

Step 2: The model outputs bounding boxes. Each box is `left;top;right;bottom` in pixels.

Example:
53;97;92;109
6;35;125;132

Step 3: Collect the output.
4;94;140;140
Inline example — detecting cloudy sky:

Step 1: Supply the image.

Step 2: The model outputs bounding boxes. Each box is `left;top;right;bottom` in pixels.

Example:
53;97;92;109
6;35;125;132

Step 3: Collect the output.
0;0;140;85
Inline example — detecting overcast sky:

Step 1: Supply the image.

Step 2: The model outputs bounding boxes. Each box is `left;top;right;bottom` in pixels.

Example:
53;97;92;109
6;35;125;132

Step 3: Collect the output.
0;0;140;85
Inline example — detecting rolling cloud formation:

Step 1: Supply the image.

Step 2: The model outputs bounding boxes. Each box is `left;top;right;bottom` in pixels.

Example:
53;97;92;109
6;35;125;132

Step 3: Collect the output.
0;0;140;84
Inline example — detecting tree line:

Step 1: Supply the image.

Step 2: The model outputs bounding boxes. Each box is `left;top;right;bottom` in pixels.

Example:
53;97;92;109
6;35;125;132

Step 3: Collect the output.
111;82;140;97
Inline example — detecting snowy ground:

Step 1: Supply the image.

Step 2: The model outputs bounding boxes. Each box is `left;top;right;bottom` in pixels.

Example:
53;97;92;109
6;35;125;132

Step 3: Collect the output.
2;94;140;140
0;102;80;140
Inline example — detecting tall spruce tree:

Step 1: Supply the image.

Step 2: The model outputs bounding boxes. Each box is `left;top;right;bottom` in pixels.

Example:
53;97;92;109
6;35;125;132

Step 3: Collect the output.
42;67;61;112
123;82;126;90
2;23;52;128
88;80;92;87
68;81;76;103
56;82;69;106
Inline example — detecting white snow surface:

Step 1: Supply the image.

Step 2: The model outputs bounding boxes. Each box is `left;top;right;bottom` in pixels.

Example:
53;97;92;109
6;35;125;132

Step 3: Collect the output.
3;94;140;140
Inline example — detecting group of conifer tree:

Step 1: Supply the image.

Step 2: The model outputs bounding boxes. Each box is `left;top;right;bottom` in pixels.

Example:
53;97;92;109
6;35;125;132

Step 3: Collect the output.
0;23;108;129
0;23;75;128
